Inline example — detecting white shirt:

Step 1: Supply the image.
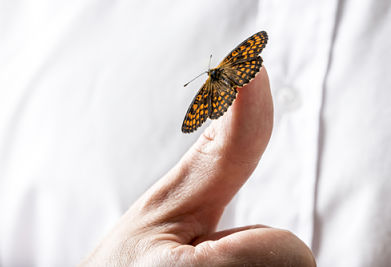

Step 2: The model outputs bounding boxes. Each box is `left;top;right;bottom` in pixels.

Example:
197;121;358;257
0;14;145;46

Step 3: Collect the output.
0;0;390;266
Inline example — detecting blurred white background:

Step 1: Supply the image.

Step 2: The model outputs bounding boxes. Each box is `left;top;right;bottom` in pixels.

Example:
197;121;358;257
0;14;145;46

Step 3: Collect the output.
1;0;390;266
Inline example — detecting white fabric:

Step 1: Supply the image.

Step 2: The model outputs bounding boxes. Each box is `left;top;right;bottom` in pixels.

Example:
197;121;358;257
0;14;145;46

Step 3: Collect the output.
0;0;390;266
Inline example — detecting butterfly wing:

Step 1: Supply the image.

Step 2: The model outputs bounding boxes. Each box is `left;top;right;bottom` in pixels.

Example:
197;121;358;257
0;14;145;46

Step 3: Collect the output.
181;80;212;133
209;79;237;120
218;31;268;68
218;31;267;88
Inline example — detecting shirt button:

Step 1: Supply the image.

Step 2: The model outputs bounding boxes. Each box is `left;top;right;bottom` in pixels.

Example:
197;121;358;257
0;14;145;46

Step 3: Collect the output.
275;86;301;113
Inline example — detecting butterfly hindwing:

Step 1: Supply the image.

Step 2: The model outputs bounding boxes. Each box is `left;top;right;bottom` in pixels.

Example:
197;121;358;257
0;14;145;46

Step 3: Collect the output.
210;80;237;120
222;56;263;87
181;81;211;133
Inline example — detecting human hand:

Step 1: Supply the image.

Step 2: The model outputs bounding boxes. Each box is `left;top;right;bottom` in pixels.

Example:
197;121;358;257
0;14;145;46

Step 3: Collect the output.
80;67;316;266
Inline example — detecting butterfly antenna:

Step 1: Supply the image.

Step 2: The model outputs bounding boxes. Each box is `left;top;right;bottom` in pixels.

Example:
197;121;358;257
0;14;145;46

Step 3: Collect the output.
183;55;213;87
183;71;207;87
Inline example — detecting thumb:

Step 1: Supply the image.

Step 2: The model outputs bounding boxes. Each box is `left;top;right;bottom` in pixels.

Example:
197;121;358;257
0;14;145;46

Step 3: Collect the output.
185;65;273;207
134;66;273;234
194;64;273;205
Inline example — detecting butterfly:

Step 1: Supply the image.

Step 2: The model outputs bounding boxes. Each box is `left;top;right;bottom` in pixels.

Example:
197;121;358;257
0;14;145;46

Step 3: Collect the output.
181;31;268;133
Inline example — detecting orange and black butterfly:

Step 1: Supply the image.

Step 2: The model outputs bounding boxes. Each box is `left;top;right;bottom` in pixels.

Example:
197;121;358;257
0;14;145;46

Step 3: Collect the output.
181;31;268;133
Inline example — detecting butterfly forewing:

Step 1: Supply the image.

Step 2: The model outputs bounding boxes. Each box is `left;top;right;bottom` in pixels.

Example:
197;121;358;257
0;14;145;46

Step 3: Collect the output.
218;31;268;67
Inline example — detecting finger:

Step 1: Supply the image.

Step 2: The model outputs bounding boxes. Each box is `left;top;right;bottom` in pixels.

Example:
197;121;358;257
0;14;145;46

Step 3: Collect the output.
195;228;316;267
134;67;273;228
192;224;270;245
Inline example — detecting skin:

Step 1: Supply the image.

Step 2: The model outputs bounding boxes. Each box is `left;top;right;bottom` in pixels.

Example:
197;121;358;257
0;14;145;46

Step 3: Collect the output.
80;67;317;266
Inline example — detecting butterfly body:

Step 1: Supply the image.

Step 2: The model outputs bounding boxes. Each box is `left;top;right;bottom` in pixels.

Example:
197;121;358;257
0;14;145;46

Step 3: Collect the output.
182;31;268;133
209;68;223;81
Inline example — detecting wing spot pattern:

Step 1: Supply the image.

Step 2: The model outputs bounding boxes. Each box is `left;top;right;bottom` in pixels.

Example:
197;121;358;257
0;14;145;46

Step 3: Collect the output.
182;31;268;133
